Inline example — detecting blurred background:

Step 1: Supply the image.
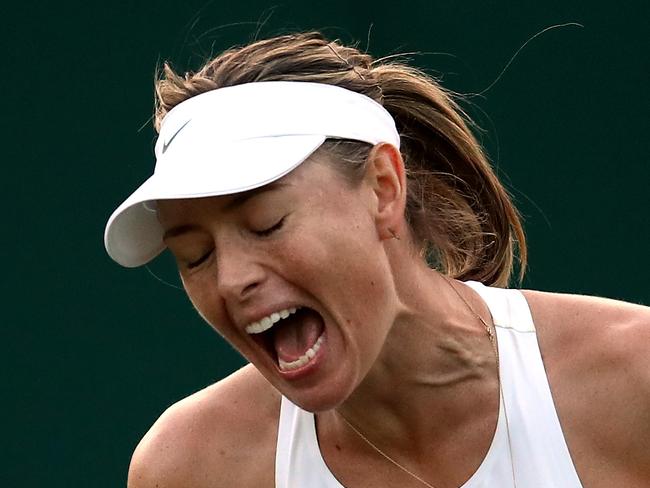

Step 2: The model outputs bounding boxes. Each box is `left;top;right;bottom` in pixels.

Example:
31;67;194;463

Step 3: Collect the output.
3;1;648;486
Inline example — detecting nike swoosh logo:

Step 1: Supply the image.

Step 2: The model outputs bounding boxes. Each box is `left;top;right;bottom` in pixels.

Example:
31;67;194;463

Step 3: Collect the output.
162;119;191;154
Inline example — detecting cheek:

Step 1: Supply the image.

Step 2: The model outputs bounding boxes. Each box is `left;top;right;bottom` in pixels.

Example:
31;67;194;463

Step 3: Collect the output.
279;212;396;320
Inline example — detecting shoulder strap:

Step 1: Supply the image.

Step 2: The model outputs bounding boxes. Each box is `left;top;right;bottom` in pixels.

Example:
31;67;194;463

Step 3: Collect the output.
465;281;584;487
275;396;345;488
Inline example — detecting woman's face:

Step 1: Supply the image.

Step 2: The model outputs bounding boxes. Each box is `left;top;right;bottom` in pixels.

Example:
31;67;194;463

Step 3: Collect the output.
157;153;402;412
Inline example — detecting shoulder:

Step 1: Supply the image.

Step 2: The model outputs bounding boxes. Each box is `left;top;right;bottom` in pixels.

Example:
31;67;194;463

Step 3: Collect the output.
127;364;281;488
520;289;649;372
521;290;650;481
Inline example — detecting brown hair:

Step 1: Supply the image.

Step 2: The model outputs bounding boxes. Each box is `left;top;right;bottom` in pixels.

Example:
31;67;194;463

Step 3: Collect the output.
154;32;526;287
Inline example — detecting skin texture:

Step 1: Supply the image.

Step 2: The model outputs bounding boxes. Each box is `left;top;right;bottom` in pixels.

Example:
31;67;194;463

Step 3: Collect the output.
128;145;650;488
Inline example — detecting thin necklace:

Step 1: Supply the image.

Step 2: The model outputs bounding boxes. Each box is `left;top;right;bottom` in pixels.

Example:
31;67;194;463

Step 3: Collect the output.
336;277;517;488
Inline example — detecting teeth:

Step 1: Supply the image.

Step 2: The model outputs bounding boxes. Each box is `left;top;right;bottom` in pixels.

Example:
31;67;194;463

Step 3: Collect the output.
279;334;324;371
245;307;298;334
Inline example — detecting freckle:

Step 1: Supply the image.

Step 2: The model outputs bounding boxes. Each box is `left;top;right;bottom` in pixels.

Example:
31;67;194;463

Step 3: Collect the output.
219;449;226;456
370;280;375;286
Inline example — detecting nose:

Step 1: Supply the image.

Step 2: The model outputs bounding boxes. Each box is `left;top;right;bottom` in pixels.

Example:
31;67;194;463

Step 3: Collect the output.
215;239;266;302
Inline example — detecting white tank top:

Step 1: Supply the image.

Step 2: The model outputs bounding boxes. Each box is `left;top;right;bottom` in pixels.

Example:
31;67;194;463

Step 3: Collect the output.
275;282;584;487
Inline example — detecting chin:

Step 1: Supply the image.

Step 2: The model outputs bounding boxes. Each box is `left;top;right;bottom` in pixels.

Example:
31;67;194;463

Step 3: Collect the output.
278;372;359;413
286;389;348;413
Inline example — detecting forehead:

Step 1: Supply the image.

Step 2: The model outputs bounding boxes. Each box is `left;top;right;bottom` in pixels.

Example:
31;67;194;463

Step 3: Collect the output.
156;189;282;242
156;183;281;222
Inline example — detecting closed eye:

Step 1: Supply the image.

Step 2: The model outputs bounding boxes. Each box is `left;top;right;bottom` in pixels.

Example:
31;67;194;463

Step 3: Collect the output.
253;216;286;237
187;250;213;269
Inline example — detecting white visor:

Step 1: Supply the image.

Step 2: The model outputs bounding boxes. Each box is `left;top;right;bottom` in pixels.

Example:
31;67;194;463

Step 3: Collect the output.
104;81;400;267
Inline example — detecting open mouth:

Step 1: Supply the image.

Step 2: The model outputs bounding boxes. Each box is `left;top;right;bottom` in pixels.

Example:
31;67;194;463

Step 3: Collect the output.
246;307;325;372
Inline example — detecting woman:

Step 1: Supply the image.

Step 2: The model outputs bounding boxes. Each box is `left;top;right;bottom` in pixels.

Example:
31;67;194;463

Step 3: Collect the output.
105;32;650;487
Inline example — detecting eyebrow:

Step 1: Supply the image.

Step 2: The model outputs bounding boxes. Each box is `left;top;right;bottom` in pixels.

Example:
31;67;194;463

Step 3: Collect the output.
161;182;287;241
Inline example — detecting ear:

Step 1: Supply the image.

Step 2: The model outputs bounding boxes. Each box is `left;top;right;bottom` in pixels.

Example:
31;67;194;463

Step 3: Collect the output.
364;143;407;240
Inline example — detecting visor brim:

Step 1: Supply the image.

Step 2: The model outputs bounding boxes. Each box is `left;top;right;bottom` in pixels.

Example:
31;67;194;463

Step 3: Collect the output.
104;134;325;267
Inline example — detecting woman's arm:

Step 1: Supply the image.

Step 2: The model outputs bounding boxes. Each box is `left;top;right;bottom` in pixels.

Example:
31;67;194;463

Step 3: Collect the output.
524;290;650;486
597;305;650;483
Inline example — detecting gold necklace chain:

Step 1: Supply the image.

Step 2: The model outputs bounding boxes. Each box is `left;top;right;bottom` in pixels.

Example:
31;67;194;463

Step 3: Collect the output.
336;277;517;488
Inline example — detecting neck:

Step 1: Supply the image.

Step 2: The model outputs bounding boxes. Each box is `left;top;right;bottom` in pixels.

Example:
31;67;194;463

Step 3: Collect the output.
326;266;499;453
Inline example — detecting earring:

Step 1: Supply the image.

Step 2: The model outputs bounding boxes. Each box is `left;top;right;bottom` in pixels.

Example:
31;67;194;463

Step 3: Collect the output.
388;228;400;240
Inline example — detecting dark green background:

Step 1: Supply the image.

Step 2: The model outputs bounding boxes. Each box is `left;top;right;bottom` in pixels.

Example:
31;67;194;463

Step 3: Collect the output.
4;1;648;486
